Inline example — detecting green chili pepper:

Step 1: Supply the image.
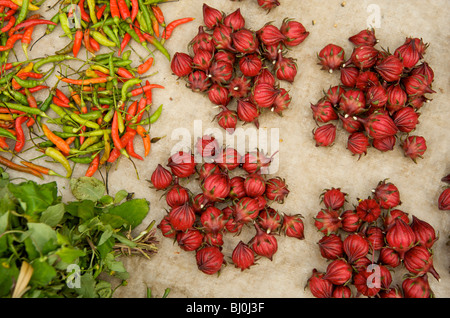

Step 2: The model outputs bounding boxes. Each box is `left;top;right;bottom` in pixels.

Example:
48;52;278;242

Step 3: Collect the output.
122;50;131;60
109;54;118;87
87;0;98;25
39;140;54;148
103;108;115;123
84;140;105;152
138;0;153;35
4;90;28;106
68;111;100;129
103;25;120;47
33;55;75;73
49;103;69;118
39;92;53;113
130;104;163;126
46;11;60;34
119;21;142;43
45;147;72;178
15;0;30;26
79;135;100;151
53;131;78;139
78;110;103;121
80;129;111;137
0;127;16;140
121;78;141;102
59;10;73;40
93;52;115;61
90;31;117;47
69;156;94;164
55;40;74;55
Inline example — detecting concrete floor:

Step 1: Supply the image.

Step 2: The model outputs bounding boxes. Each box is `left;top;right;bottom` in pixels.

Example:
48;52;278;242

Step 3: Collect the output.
6;0;449;298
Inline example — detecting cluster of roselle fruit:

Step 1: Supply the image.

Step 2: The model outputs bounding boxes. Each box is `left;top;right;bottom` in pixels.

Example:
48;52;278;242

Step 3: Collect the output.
307;180;440;298
310;29;435;162
152;135;305;275
438;174;450;211
170;4;309;131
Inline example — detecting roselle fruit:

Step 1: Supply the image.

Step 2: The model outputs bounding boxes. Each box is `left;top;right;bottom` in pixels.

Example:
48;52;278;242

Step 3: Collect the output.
192;193;213;214
177;229;204;252
340;66;359;87
385;218;415;258
272;88;291;115
366;85;388;108
244;173;266;198
355;70;379;91
375;54;404;82
386;84;407;113
339;114;364;134
250;223;278;260
403;74;436;96
373;179;401;209
242;150;272;174
193;49;214;71
258;207;282;234
340;209;361;232
216;147;241;171
321;188;346;210
317;44;345;73
212;24;234;51
313;123;336;147
239;54;263;77
255;68;276;86
378;247;401;268
187;70;211;92
202;172;231;202
200;206;226;234
233;196;261;224
438;188;450;210
264;177;289;203
224;8;245;31
166;184;190;208
208;60;233;84
347;132;370;157
167;152;196;179
332;286;352;298
343;233;369;263
359;112;398;139
314;209;342;235
353;270;380;297
307;269;334;298
372;135;396;152
339;89;366;116
410;62;434;85
402;274;433;298
383;208;410;229
258;23;286;46
281;214;305;240
324;85;344;106
401;135;427;163
168;202;196;231
150;164;173;190
215;106;238;131
350;45;379;69
195;135;220;159
280;18;309;47
202;4;223;29
232;29;259;54
349;28;378;47
158;215;177;238
378;287;403;298
355;198;381;223
196;246;225;275
232;241;256;271
275;53;298;82
236;99;260;127
364;226;384;251
203;231;224;247
318;234;344;260
208;84;231;106
394;38;421;69
229;76;252;99
403;246;440;280
190;26;215;54
252;83;280;108
323;259;353;285
310;100;338;123
171;52;193;78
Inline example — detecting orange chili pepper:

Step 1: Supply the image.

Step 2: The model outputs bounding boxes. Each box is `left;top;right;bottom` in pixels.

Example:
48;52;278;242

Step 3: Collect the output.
136;125;151;157
42;124;70;156
73;29;83;58
137;57;153;75
57;76;112;85
151;5;165;26
85;154;100;177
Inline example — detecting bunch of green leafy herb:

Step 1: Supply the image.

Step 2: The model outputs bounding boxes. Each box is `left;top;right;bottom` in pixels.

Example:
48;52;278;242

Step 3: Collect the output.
0;169;158;298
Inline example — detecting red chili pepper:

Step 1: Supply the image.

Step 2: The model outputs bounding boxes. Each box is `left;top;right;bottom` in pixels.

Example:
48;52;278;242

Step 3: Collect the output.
130;0;138;22
0;0;19;10
126;138;143;161
83;28;95;54
111;110;123;151
14;19;57;31
0;137;9;150
125;100;137;122
136;125;151;157
55;88;71;104
151;5;165;26
0;34;23;51
116;67;134;79
13;116;27;153
79;0;91;22
0;15;15;33
108;127;134;162
18;85;48;95
42;124;71;156
136;97;147;123
73;29;83;57
133;23;146;44
130;83;164;97
85;154;100;177
16;72;44;80
93;70;109;78
96;4;106;20
119;33;131;55
89;36;101;51
0;155;43;178
137;57;153;75
0;63;14;75
110;0;120;20
117;0;131;21
162;17;195;40
24;88;37;127
144;80;153;100
52;96;71;108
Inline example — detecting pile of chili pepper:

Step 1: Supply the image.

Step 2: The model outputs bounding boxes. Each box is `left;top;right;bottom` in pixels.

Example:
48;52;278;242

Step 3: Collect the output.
0;0;58;60
47;0;194;60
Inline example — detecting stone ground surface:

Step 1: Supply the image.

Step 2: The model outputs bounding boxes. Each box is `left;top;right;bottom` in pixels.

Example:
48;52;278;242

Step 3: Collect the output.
6;0;450;298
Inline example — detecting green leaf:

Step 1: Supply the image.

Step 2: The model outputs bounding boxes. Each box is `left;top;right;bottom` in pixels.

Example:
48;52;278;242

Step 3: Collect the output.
70;177;106;202
40;203;65;227
97;236;114;260
23;223;58;257
106;199;150;229
114;190;129;204
0;259;19;297
7;181;58;222
55;247;86;264
0;212;9;256
104;253;127;273
65;200;95;221
97;225;113;246
75;273;97;298
29;258;57;287
99;195;114;206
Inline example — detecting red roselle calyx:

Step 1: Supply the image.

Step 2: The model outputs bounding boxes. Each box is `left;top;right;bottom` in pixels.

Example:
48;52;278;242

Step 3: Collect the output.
402;274;433;298
394;38;421;69
378;247;401;268
239;54;263;77
350;45;379;69
317;44;345;73
275;53;298;82
339;89;366;116
365;226;384;251
193;49;214;71
393;107;420;133
195;135;220;159
167;151;196;178
190;26;215;54
375;54;404;82
280;18;309;47
250;223;278;260
307;269;334;298
200;206;226;234
212;24;234;51
402;74;436;96
339;114;364;134
228;176;247;200
438;188;450;211
340;209;361;232
158;215;177;238
224;8;245;31
150;164;173;190
233;196;261;224
257;23;286;46
321;188;346;210
347;132;370;157
202;4;223;29
281;214;305;239
343;233;369;263
383;209;410;229
355;198;381;223
229;76;252;99
366;85;388;108
258;207;282;234
171;52;193;78
401;135;427;163
208;84;231;106
215;106;238;131
324;85;344;106
349;28;378;47
372;135;396;152
176;229;204;252
166;184;190;208
403;245;440;280
359;112;399;139
264;177;289;203
216;147;241;171
196;246;225;275
323;259;353;285
202;172;231;202
208;60;233;84
385;218;415;259
242;150;273;174
244;173;266;198
332;286;353;298
353;270;381;297
168;202;196;231
310;100;338;123
318;234;344;260
340;66;360;87
257;0;280;12
187;70;211;92
232;29;259;54
313;123;336;147
272;88;291;115
386;84;407;113
232;241;255;271
373;179;401;209
236;99;260;127
252;83;280;108
314;209;342;235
